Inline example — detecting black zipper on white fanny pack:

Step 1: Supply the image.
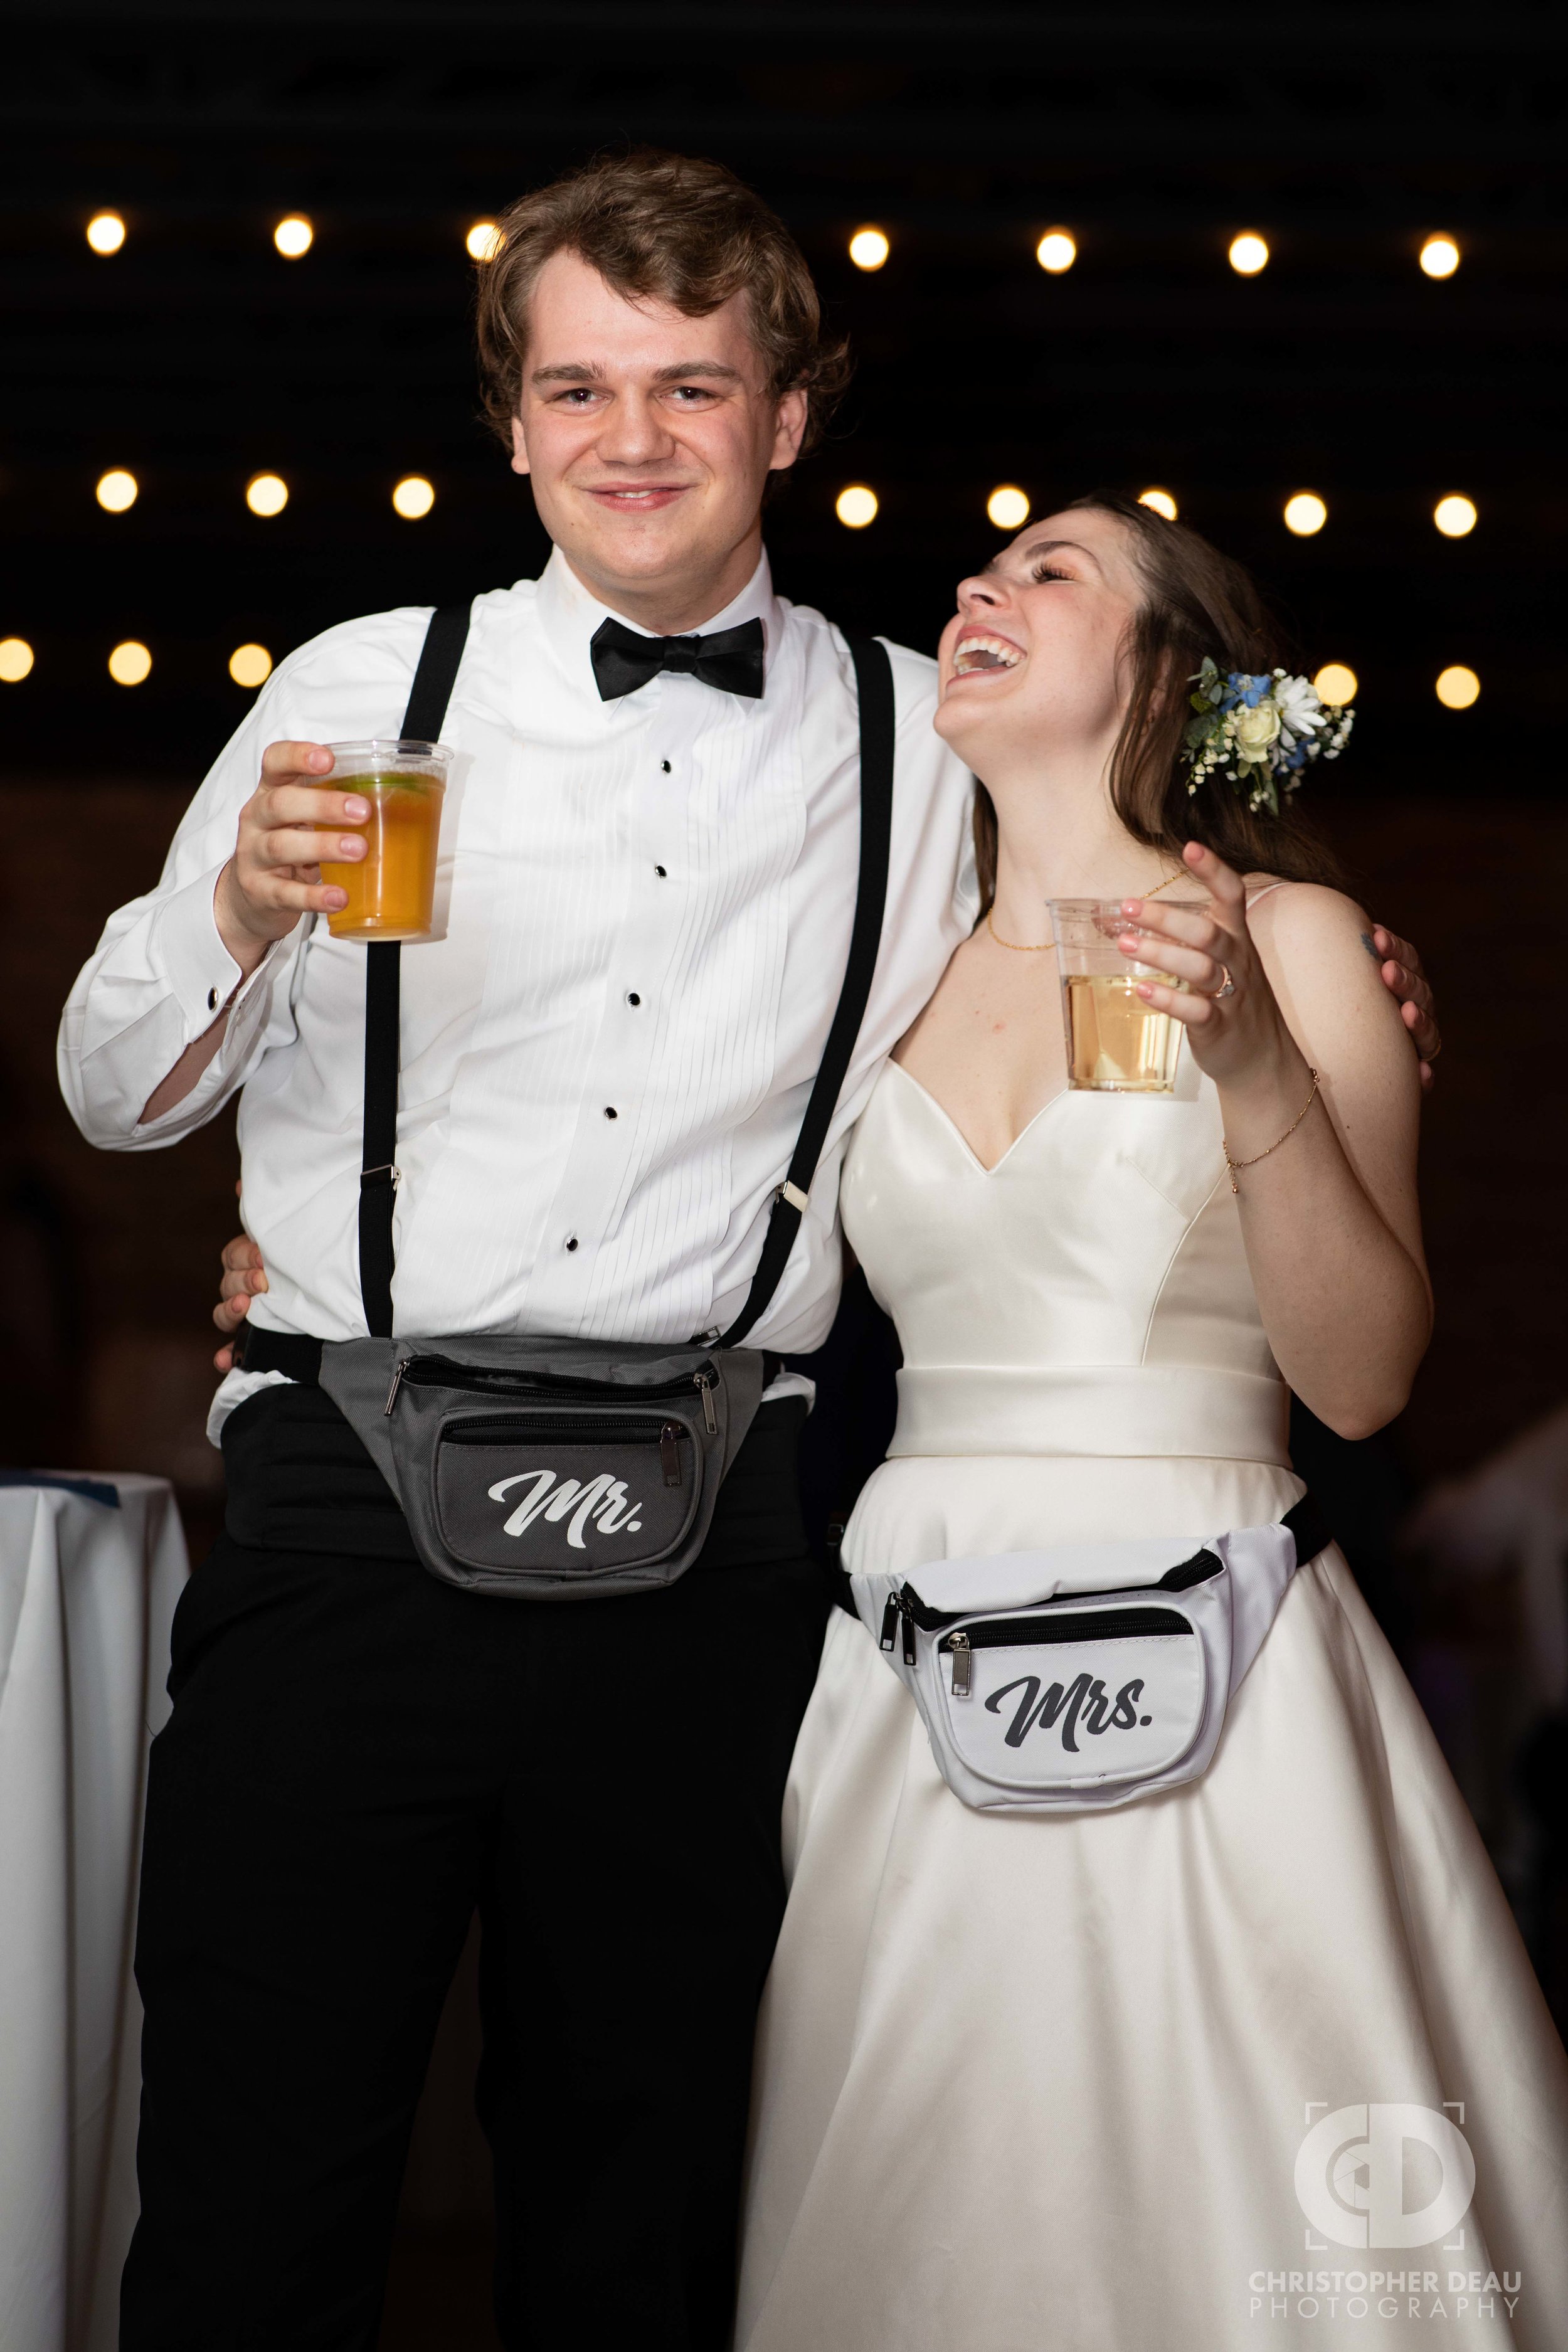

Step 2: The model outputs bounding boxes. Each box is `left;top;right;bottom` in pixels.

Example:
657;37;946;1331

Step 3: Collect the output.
384;1353;719;1434
938;1607;1194;1698
439;1413;692;1486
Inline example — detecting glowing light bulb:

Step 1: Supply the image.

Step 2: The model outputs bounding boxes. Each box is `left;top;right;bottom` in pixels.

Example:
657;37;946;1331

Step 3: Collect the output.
1283;492;1327;537
95;469;139;512
1035;229;1076;274
228;643;273;688
246;473;289;517
86;212;125;255
1138;488;1178;521
1420;235;1459;279
1313;663;1357;706
273;215;314;258
108;640;152;686
0;637;35;682
835;484;878;529
1229;233;1269;277
987;485;1030;531
392;476;435;519
466;220;503;263
848;226;889;272
1434;495;1476;538
1436;665;1480;709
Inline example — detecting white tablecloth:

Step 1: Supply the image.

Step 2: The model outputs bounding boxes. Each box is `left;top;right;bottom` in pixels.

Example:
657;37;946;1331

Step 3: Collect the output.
0;1475;189;2352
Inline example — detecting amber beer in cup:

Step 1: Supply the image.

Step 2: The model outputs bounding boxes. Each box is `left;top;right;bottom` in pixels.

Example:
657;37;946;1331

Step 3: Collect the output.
1049;899;1202;1093
317;739;450;941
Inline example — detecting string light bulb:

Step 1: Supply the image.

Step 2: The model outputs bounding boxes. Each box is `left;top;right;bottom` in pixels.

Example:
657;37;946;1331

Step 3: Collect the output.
1228;233;1269;276
228;644;273;687
273;216;314;258
0;637;34;682
108;640;152;686
1138;489;1178;521
1420;235;1460;279
1313;663;1358;705
466;220;503;262
848;226;889;272
1433;495;1477;538
835;485;878;529
1035;229;1076;273
986;485;1030;530
1436;665;1480;709
86;212;125;255
95;469;139;512
391;476;435;519
245;473;289;517
1283;492;1327;536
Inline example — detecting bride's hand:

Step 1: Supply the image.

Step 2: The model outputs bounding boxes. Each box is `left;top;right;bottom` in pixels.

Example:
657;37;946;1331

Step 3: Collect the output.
1116;841;1301;1094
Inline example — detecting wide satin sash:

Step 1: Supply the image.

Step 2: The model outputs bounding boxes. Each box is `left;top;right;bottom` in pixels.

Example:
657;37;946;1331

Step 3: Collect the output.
889;1364;1291;1465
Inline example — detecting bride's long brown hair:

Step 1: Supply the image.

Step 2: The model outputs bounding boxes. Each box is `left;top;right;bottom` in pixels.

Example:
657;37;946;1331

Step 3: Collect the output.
971;490;1347;909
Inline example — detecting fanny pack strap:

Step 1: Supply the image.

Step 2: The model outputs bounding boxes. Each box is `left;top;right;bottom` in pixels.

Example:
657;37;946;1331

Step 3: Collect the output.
830;1489;1333;1621
356;609;896;1345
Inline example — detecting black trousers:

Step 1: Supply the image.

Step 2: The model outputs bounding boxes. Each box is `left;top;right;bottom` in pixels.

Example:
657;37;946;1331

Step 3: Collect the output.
121;1384;827;2352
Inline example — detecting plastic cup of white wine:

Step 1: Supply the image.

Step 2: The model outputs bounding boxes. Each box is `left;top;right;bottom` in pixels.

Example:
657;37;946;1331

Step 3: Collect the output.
1049;899;1204;1093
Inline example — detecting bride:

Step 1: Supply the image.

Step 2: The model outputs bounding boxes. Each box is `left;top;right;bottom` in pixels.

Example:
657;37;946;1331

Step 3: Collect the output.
736;494;1568;2348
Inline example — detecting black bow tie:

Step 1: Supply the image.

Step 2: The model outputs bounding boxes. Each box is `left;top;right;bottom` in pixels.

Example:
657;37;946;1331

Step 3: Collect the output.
590;615;765;702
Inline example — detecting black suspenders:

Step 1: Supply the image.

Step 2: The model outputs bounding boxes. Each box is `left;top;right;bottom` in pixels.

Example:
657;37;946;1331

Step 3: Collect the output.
356;602;474;1336
358;603;896;1346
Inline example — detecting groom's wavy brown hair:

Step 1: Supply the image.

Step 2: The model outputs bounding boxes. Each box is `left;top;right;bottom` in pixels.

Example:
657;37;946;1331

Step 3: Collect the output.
474;147;852;457
972;491;1346;907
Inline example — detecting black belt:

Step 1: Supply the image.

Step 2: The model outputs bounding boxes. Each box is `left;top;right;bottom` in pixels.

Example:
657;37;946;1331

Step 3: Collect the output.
232;1322;786;1392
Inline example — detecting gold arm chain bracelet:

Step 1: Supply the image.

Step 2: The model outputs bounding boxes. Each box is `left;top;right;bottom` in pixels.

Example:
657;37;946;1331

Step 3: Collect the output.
1222;1068;1321;1195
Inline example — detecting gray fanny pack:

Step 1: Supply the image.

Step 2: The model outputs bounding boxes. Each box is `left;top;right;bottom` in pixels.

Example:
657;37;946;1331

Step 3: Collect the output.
319;1337;765;1599
248;601;895;1601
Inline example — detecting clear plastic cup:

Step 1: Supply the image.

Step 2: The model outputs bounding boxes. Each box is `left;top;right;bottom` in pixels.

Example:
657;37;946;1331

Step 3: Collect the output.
317;739;450;942
1049;898;1203;1093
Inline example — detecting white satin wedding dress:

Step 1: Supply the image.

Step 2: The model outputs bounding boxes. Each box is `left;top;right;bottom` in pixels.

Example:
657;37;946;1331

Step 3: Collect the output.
737;1047;1568;2349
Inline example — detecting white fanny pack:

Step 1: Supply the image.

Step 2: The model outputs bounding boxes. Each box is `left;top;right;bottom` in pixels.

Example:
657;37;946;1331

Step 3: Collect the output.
845;1496;1328;1814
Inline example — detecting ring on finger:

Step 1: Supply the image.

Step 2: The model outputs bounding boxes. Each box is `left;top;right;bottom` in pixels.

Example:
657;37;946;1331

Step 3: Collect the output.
1212;965;1236;1000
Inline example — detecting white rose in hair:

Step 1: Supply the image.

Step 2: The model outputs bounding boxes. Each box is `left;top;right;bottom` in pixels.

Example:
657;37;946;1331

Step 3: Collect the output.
1233;702;1281;759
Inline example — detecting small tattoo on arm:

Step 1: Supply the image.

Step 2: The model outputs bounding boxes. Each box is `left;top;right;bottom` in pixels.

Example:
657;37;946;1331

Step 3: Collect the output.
1360;931;1380;961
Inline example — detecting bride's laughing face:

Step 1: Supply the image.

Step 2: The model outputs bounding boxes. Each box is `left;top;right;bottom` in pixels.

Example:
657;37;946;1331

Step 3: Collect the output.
933;507;1145;776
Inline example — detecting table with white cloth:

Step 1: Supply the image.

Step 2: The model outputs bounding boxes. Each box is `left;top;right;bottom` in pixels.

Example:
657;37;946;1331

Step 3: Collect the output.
0;1474;189;2352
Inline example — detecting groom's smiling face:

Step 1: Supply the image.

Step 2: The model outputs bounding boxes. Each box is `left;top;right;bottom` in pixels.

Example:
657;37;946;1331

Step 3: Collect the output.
509;249;808;625
934;507;1146;773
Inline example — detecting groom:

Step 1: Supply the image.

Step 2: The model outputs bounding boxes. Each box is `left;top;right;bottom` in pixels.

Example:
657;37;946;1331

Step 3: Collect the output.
61;148;1438;2351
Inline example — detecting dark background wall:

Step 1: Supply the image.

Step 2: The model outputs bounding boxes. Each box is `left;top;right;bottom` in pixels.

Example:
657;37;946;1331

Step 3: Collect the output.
3;7;1565;2337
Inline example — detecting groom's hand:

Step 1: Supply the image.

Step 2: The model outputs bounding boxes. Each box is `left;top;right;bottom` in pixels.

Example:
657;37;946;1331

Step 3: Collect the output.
213;1208;267;1372
1369;928;1440;1090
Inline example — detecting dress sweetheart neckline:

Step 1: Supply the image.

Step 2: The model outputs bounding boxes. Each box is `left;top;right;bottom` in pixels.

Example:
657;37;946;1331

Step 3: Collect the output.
884;1057;1069;1177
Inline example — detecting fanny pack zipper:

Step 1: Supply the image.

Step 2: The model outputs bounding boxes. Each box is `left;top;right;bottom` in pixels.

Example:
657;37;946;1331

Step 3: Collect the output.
440;1413;692;1487
386;1353;719;1434
880;1585;1201;1692
940;1606;1194;1698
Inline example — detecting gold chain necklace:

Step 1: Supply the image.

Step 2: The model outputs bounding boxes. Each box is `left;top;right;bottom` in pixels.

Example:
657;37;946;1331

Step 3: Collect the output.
985;868;1187;954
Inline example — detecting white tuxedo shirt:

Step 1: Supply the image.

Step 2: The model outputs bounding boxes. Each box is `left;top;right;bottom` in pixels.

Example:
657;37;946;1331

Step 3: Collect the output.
60;548;977;1408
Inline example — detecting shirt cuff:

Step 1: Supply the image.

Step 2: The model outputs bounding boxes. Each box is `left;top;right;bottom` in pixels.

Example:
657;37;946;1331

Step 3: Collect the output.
148;862;282;1040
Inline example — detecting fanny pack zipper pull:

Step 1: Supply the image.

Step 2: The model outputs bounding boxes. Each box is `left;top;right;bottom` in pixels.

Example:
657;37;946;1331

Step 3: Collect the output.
383;1355;411;1417
948;1629;972;1698
879;1591;901;1652
694;1370;718;1436
659;1422;684;1486
900;1595;917;1667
